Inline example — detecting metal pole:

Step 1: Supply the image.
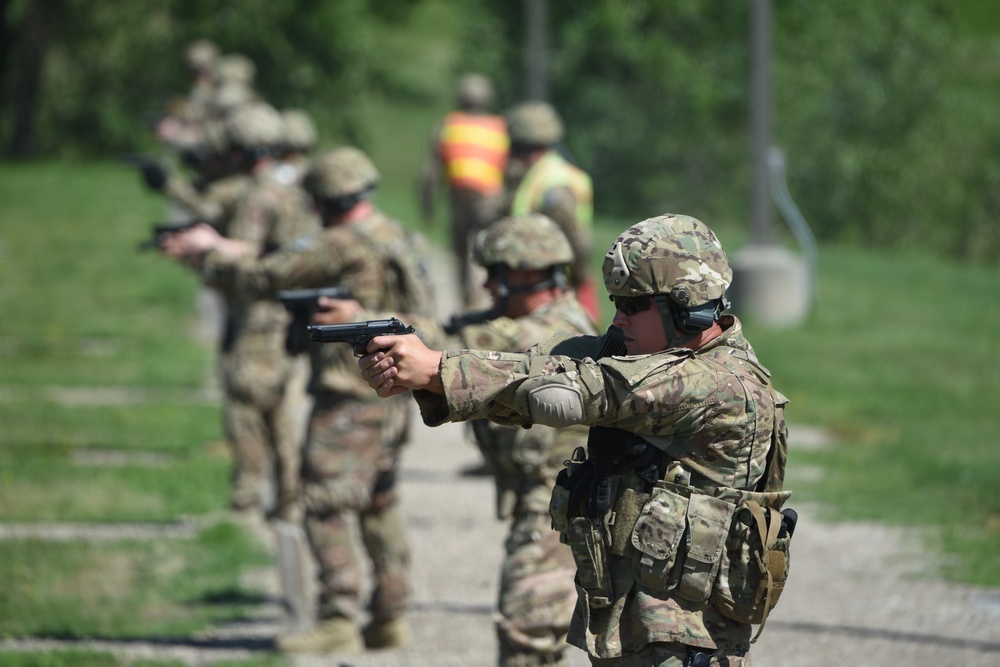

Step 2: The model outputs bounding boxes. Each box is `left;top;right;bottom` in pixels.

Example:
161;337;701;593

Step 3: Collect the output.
525;0;548;101
750;0;773;244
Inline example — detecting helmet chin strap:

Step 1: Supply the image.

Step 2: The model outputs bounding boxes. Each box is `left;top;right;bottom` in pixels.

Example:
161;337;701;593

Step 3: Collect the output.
652;295;696;349
491;265;566;316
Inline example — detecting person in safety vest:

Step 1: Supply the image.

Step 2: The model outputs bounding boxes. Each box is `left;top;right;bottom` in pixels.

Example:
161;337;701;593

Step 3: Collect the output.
501;101;599;324
420;72;510;309
355;214;794;667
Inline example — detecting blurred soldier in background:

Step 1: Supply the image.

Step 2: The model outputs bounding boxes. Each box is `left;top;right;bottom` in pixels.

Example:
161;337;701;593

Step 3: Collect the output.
272;108;319;187
214;52;256;89
157;50;259;156
313;213;597;666
502;101;598;324
156;39;219;152
162;146;427;654
420;72;509;309
213;103;319;520
135;118;253;230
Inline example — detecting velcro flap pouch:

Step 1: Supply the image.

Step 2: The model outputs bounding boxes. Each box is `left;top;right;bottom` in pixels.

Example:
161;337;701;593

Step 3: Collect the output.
677;494;735;602
548;482;571;535
630;485;689;591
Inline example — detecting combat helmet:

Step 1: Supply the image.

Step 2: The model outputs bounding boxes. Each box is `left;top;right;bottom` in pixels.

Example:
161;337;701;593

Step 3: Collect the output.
215;54;255;85
471;213;572;308
224;102;284;152
604;214;732;338
474;213;573;270
457;73;494;111
281;109;318;153
211;82;255;117
506;101;563;148
303;146;379;211
185;40;219;72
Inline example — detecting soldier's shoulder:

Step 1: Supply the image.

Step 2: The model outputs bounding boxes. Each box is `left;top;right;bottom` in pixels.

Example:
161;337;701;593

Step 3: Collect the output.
461;317;524;352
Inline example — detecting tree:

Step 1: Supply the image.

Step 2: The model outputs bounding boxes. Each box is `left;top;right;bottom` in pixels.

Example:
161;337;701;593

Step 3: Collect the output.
0;0;424;158
462;0;1000;260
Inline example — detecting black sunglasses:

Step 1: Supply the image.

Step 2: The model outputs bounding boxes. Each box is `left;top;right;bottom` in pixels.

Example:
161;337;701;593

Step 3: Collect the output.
610;295;652;315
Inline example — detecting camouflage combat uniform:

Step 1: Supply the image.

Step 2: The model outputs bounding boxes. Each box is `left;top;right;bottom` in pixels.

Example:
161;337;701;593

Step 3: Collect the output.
412;292;597;664
413;317;774;666
217;161;319;515
406;215;787;666
164;171;253;233
201;204;417;629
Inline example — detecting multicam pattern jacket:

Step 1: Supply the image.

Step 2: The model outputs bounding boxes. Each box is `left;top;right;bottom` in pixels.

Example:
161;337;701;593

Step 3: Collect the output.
410;292;598;517
202;208;419;399
413;315;782;657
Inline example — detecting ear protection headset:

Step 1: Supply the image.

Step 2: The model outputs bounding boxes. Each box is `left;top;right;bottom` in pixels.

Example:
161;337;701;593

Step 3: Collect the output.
652;295;726;346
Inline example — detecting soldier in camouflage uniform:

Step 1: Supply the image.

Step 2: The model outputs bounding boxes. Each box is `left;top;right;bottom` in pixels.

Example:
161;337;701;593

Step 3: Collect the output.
314;213;597;666
357;214;789;666
156;39;219;152
501;101;598;323
140;118;256;231
163;147;420;654
159;103;317;517
214;103;319;518
273;108;318;187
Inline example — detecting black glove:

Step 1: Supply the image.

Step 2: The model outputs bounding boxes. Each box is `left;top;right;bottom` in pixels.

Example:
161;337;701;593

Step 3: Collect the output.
140;162;168;191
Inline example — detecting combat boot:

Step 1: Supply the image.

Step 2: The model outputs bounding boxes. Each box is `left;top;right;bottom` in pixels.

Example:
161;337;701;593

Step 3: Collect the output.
499;648;567;667
362;617;412;649
276;616;364;654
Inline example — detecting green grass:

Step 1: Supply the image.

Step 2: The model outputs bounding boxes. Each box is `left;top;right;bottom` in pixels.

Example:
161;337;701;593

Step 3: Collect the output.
0;161;216;387
0;653;283;667
0;522;271;638
741;243;1000;584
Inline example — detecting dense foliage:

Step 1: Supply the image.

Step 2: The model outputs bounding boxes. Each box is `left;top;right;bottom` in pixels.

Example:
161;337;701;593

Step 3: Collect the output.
2;0;998;259
462;0;1000;260
0;0;424;156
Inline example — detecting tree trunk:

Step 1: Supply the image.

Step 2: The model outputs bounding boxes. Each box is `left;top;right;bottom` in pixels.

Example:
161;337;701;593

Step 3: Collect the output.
0;0;12;146
8;0;50;158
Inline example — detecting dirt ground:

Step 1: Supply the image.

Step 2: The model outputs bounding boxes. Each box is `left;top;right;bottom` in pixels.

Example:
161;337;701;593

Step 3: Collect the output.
2;248;998;666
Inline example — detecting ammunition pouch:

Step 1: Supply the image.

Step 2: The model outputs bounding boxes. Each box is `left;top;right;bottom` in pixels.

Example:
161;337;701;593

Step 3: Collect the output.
549;436;796;629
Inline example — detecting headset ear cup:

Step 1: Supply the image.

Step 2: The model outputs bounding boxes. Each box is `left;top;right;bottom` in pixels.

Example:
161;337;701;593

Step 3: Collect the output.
672;300;718;334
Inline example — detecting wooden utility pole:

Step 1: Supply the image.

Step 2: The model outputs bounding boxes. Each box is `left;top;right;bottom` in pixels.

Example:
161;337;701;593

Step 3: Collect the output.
524;0;548;101
750;0;773;244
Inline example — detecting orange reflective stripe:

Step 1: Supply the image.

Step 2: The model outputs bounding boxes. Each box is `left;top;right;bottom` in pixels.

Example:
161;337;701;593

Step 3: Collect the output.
439;112;509;193
445;158;505;187
440;123;509;153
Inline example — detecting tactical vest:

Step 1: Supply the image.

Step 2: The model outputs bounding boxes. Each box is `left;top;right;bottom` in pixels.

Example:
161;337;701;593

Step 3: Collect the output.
548;341;795;642
439;112;509;194
349;215;437;319
510;150;594;232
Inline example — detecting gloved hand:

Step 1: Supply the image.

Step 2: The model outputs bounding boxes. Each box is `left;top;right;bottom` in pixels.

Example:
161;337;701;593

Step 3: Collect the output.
140;161;168;191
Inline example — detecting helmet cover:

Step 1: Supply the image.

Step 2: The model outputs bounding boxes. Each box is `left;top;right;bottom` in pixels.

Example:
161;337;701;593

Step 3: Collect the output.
603;214;732;307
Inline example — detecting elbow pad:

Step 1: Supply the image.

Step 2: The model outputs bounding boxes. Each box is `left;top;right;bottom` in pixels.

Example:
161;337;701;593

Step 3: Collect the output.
527;385;585;427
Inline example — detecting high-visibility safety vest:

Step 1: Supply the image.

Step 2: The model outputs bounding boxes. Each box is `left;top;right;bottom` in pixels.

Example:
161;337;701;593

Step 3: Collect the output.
438;112;509;195
510;150;593;233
